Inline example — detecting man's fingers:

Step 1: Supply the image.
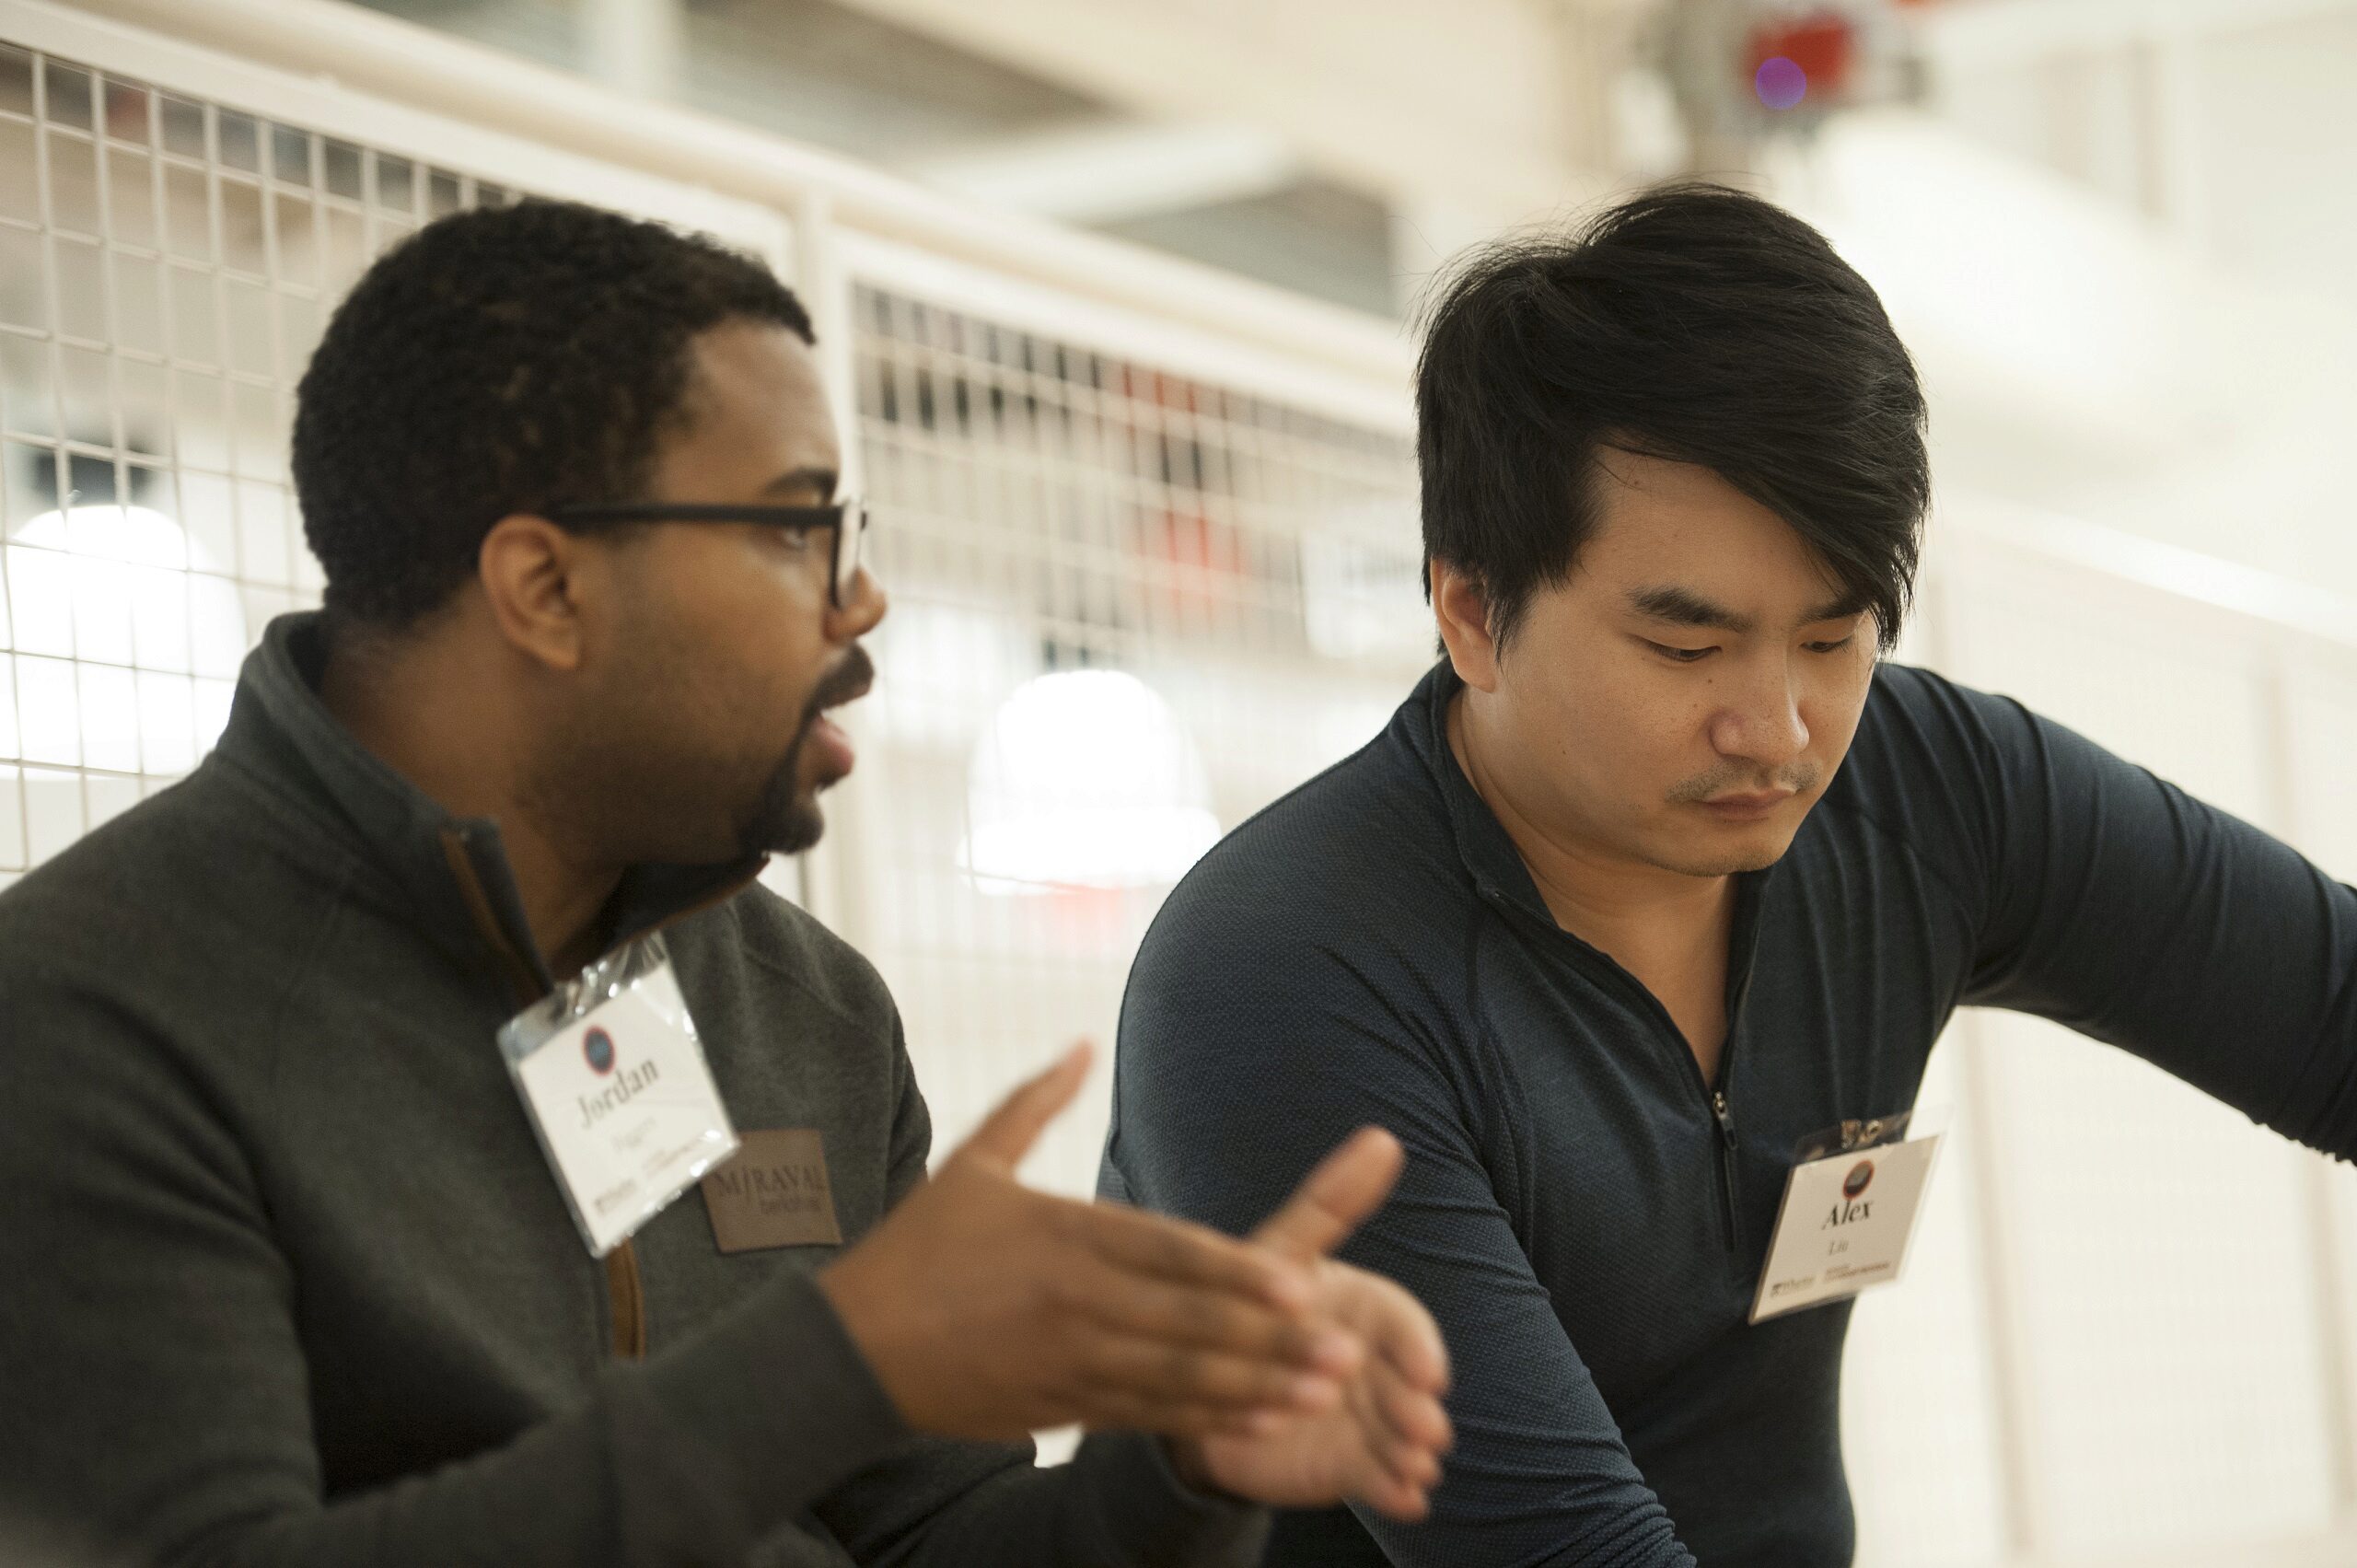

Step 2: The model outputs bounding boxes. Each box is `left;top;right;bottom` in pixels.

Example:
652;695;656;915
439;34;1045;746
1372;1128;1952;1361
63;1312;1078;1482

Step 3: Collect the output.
1252;1127;1405;1260
953;1043;1091;1169
1359;1469;1434;1523
1076;1331;1342;1417
1080;1200;1313;1311
1366;1275;1451;1395
1074;1393;1272;1441
1070;1263;1360;1374
1377;1371;1455;1456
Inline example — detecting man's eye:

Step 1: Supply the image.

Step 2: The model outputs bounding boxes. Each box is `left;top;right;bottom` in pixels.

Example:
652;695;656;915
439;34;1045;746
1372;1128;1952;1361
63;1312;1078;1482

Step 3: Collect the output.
1646;641;1716;664
1805;635;1857;655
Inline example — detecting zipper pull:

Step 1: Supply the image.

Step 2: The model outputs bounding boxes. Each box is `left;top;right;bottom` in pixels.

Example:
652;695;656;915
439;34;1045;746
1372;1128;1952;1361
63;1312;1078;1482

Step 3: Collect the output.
1712;1091;1740;1252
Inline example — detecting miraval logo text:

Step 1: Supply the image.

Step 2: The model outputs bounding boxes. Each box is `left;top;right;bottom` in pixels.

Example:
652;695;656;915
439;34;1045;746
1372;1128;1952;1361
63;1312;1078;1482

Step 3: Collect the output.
707;1157;830;1218
577;1055;660;1131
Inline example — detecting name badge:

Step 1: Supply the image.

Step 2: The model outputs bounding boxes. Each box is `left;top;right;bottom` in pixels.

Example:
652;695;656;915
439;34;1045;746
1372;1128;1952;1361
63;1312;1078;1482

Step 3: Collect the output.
1750;1111;1945;1323
498;933;739;1257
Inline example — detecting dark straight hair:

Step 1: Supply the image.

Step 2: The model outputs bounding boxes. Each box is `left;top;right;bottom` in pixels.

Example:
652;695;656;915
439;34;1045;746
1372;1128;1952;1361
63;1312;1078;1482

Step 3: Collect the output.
1415;182;1929;654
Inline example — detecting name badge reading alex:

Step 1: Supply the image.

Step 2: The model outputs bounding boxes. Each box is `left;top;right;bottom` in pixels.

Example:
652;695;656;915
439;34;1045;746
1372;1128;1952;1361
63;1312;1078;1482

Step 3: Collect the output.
1750;1112;1945;1323
497;932;738;1258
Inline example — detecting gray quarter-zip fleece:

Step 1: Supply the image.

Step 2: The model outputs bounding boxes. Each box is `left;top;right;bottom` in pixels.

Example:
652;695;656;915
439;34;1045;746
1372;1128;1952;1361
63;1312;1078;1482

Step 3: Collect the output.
0;611;1266;1568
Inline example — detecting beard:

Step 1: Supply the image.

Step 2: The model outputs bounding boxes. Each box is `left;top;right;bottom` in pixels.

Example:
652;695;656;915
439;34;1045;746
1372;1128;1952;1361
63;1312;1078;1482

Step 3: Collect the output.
523;642;875;870
732;643;874;859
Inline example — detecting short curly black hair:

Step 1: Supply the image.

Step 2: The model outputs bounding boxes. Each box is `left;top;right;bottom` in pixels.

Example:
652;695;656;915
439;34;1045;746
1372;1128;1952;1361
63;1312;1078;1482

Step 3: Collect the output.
292;198;813;629
1417;182;1927;655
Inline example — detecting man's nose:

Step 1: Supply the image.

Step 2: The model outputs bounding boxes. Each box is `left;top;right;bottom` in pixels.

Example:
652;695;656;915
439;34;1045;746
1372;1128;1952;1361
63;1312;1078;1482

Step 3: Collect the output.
1708;664;1809;769
830;564;888;641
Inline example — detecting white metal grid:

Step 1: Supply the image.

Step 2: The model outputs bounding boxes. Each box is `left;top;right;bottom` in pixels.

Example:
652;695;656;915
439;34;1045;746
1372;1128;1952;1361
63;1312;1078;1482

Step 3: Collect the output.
835;279;1426;1194
1862;514;2357;1567
0;39;528;888
0;28;788;899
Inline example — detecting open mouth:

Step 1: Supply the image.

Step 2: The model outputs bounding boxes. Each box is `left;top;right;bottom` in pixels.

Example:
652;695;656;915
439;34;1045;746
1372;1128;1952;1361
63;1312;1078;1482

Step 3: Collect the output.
803;648;874;781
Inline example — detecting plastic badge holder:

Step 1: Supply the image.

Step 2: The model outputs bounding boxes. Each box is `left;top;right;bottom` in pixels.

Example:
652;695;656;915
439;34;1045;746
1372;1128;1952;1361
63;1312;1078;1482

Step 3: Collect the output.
497;932;739;1257
1750;1106;1949;1322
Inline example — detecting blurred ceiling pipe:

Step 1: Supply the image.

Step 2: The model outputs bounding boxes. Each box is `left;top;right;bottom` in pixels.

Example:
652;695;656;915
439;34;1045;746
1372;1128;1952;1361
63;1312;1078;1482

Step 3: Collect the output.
581;0;684;100
1911;0;2357;64
821;0;1616;233
903;120;1305;226
49;0;1419;378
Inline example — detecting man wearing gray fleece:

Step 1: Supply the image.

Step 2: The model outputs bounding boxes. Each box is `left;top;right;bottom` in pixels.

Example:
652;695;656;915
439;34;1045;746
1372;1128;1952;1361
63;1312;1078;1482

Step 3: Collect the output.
0;200;1451;1566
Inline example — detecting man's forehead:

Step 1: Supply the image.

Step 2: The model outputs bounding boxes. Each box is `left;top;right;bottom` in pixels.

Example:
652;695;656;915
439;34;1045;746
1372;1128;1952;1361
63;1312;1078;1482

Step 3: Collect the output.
1573;494;1864;628
668;322;839;484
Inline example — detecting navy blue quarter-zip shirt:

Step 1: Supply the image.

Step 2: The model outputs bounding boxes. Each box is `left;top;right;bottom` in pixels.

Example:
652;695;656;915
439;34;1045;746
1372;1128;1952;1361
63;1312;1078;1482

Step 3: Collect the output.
1102;658;2357;1567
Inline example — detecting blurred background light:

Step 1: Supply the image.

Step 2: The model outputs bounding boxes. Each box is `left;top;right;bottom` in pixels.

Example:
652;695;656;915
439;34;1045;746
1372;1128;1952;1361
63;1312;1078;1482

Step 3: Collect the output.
3;504;248;774
1755;54;1809;109
959;668;1220;895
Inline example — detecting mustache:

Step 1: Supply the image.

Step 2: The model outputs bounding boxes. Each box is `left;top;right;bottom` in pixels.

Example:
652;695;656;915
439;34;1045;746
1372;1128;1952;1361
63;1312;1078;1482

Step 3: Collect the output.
1666;763;1819;805
802;644;875;726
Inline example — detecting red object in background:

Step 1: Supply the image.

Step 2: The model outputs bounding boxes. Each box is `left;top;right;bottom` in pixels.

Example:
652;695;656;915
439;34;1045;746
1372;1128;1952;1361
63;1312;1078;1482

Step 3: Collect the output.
1745;10;1858;101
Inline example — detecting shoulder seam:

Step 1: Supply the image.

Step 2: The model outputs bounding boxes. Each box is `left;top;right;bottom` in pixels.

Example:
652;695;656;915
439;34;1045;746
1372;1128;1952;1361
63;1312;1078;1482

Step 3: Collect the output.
1812;788;1978;934
726;900;877;1033
260;858;365;1155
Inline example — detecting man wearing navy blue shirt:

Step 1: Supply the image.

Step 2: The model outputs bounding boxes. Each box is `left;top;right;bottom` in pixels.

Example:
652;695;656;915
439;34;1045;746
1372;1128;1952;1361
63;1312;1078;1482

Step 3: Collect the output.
1101;184;2357;1566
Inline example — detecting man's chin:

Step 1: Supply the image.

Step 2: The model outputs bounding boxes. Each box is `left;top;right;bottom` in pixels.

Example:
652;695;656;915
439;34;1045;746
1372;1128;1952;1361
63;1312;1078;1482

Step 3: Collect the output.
734;780;830;860
1650;828;1798;879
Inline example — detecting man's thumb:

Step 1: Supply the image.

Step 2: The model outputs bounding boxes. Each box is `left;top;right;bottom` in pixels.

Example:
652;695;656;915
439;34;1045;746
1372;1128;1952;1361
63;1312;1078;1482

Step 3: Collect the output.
1252;1126;1404;1260
956;1042;1092;1169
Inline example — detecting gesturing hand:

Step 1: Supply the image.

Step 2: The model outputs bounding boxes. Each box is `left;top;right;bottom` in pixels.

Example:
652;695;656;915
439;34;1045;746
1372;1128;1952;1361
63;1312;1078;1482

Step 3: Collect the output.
818;1045;1357;1443
1170;1129;1455;1520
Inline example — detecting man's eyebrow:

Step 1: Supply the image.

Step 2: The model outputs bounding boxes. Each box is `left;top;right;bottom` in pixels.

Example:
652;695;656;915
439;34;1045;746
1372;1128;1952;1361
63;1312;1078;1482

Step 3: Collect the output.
1800;590;1874;626
760;466;839;500
1626;586;1875;634
1629;586;1751;634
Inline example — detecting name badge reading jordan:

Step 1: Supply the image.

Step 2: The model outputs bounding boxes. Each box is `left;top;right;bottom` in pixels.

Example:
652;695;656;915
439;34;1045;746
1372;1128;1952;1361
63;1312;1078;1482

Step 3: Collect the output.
497;932;739;1258
1750;1112;1945;1323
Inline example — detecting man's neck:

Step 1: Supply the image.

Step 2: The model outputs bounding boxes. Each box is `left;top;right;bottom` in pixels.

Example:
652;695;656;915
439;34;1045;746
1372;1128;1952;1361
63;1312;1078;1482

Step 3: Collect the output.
319;627;624;977
1446;690;1735;960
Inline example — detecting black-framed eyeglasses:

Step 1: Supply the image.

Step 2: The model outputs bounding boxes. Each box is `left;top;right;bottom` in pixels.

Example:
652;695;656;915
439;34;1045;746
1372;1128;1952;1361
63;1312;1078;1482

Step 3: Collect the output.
546;498;870;608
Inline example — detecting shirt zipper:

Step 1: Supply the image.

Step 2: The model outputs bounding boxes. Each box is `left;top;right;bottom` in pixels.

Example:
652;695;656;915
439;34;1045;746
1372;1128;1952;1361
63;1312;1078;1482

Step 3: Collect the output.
1485;880;1748;1256
1657;1017;1740;1256
1595;947;1745;1256
439;828;761;1363
1710;1089;1740;1253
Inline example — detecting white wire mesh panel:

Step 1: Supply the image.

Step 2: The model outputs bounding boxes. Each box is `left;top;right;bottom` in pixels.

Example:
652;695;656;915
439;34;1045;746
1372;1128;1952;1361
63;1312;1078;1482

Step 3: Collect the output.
0;36;789;902
2283;656;2357;1512
1840;583;2014;1568
0;41;534;890
1843;1038;2014;1568
1940;559;2340;1561
830;282;1426;1202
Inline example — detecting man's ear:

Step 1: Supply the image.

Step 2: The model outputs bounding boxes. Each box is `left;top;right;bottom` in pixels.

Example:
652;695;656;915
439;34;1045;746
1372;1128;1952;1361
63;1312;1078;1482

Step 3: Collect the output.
1431;558;1502;694
477;514;588;673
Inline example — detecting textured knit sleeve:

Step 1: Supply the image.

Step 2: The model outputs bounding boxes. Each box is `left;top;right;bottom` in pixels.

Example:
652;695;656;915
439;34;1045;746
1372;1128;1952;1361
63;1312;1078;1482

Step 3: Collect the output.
1902;670;2357;1156
808;1016;1271;1568
0;959;910;1568
1103;904;1696;1568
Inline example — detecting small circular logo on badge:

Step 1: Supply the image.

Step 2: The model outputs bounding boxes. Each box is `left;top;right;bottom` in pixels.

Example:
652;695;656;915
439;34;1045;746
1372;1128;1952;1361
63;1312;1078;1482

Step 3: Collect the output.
1843;1160;1875;1200
583;1027;617;1076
